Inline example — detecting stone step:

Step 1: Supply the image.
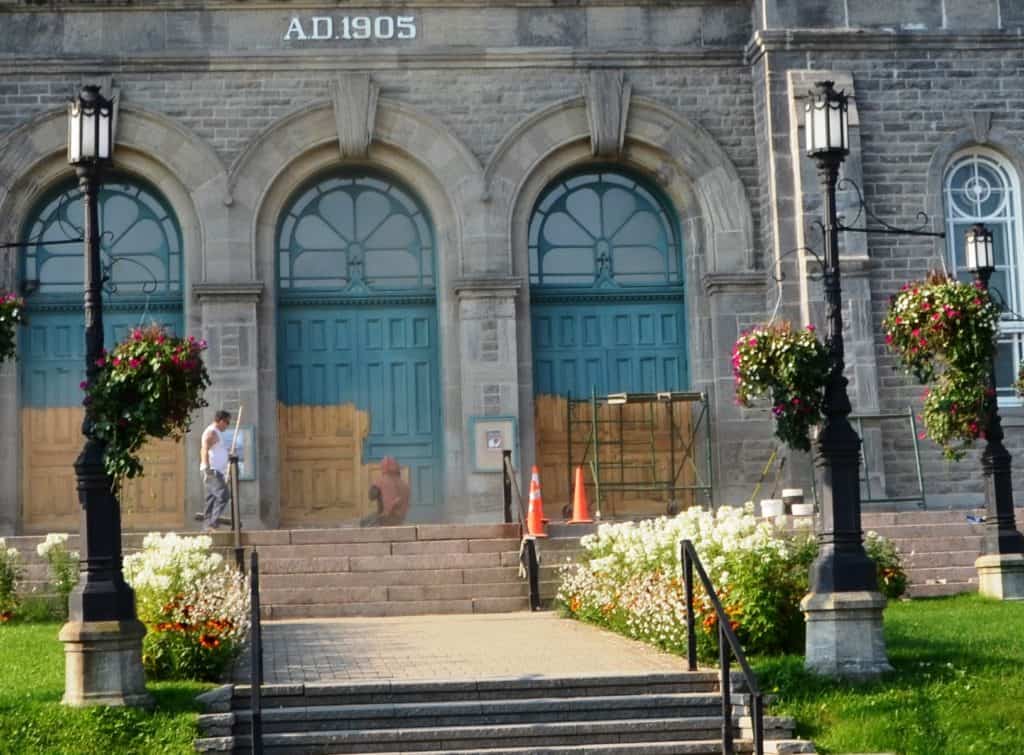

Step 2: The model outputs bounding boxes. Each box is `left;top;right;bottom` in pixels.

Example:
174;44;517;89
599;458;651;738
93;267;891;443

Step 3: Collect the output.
359;744;754;755
195;737;751;755
863;508;1024;527
900;550;980;569
260;581;530;607
215;694;723;734
258;551;507;575
904;565;979;584
886;536;984;553
868;525;984;540
907;581;977;598
219;717;731;754
263;597;530;619
231;674;723;708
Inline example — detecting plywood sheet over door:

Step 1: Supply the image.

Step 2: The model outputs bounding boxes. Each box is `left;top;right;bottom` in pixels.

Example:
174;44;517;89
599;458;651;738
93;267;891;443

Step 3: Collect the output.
21;407;186;532
277;304;442;526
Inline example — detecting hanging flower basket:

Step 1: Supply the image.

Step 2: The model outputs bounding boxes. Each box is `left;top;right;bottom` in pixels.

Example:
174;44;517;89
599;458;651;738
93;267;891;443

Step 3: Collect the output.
85;326;211;484
732;322;830;452
0;292;26;364
883;272;999;460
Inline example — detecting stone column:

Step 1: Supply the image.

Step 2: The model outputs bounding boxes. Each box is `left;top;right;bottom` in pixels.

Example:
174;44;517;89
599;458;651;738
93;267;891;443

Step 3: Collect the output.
453;278;521;523
193;283;266;527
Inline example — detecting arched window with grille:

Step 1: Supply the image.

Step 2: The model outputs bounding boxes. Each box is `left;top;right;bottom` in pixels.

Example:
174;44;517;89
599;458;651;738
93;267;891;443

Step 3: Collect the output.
944;149;1024;405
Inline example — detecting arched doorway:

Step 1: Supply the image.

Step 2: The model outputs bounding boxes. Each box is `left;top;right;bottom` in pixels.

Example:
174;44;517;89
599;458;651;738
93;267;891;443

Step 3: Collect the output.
276;171;442;526
20;176;186;531
529;168;689;515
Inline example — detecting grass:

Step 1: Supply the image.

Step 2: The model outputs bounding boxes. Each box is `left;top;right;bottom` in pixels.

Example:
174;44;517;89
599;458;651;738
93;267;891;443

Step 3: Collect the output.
753;594;1024;755
0;622;213;755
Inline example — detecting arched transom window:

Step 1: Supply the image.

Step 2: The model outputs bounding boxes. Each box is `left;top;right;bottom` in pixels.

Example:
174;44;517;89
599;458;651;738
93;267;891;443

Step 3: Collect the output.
944;149;1024;403
277;174;434;293
529;170;682;289
22;178;182;296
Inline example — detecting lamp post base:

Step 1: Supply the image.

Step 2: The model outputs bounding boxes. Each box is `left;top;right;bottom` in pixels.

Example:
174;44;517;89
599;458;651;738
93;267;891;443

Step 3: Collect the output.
59;619;152;708
975;553;1024;601
801;590;892;680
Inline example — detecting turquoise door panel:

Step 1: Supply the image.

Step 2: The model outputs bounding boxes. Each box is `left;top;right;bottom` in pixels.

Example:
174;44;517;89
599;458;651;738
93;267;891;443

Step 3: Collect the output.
278;303;442;509
22;307;183;408
532;299;686;397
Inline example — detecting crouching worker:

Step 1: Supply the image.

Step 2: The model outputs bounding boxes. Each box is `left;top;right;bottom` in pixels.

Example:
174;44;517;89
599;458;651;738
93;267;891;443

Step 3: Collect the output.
359;456;410;527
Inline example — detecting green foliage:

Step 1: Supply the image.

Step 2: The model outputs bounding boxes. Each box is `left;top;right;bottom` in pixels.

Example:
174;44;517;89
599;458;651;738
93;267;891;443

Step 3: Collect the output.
754;595;1024;755
864;530;909;600
0;292;25;364
0;622;210;754
884;273;1000;460
86;325;211;485
124;533;250;682
732;322;831;452
0;539;23;621
36;534;79;620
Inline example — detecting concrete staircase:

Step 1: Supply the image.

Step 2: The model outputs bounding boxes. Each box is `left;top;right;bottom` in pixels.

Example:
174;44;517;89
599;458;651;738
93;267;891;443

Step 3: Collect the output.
248;524;528;619
195;672;806;754
861;507;1024;597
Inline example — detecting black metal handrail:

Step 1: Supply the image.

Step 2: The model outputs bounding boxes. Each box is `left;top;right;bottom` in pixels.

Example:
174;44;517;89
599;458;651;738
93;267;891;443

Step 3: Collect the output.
681;539;764;755
249;551;264;755
503;451;541;611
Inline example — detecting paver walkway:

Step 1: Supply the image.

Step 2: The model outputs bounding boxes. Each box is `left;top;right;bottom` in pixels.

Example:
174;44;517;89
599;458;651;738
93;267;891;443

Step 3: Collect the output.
232;612;685;684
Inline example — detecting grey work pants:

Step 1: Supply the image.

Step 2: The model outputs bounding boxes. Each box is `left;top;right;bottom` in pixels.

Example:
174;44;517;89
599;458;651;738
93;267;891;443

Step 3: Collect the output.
203;471;231;528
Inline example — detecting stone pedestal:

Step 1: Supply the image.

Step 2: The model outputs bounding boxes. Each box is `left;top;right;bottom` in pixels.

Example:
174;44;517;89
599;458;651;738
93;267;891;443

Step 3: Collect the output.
801;590;892;679
976;553;1024;600
59;619;152;707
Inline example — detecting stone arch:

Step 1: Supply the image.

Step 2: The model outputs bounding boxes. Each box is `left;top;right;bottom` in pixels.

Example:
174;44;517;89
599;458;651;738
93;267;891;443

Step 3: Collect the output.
0;105;225;533
231;99;485;520
486;95;755;278
485;96;756;477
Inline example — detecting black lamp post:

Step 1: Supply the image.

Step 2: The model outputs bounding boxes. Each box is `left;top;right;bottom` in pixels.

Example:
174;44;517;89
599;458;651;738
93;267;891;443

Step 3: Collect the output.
964;224;1024;565
59;84;149;707
803;81;879;596
799;81;890;678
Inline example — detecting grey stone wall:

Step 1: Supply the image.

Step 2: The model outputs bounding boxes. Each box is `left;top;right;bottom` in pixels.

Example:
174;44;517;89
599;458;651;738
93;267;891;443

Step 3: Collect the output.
2;0;1023;532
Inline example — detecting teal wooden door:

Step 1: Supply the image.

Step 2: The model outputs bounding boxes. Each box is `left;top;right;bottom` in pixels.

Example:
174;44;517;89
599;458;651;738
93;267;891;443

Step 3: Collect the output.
276;172;442;523
528;169;687;398
19;177;187;530
22;308;183;408
531;297;686;397
278;302;441;512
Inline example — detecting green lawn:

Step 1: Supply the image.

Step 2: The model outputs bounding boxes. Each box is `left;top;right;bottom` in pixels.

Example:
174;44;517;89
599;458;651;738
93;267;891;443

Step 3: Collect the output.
754;594;1024;755
0;622;212;755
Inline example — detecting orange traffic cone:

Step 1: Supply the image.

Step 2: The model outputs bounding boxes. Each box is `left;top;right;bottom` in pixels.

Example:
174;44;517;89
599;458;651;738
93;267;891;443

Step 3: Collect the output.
527;466;548;537
569;465;594;524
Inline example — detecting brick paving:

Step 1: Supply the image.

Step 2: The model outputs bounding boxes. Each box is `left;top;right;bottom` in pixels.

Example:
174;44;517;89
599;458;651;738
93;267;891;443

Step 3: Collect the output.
232;612;685;684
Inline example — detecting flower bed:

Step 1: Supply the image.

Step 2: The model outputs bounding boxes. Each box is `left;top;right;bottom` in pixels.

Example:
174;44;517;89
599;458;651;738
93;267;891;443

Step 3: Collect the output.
87;326;211;484
123;533;249;681
0;539;22;622
557;506;906;659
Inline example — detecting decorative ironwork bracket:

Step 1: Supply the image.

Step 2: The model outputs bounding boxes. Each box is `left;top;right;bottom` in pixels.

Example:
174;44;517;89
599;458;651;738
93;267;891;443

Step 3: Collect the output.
835;177;946;238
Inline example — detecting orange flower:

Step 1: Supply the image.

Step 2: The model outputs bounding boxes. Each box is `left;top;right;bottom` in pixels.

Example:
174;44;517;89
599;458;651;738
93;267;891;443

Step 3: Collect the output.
198;634;221;649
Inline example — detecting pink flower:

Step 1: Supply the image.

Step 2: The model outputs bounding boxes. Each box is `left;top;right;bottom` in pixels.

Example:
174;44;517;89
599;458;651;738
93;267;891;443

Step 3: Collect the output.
132;329;142;341
79;381;88;390
95;358;105;367
112;357;121;367
885;334;893;344
198;339;208;349
806;324;816;332
128;358;141;369
918;431;927;440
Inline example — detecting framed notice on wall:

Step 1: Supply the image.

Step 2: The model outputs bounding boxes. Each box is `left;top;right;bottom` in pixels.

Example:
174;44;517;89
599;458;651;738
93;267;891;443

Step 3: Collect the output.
221;426;256;481
468;416;518;473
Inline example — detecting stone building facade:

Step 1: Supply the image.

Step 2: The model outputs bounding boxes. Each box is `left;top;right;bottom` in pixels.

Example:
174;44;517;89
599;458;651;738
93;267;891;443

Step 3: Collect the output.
1;0;1022;534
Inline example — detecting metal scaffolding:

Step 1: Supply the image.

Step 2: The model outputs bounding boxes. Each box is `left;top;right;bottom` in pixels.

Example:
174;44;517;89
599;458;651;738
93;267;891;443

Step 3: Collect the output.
566;390;713;519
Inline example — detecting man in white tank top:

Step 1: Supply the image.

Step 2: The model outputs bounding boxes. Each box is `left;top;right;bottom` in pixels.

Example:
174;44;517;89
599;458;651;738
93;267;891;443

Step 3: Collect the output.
200;410;232;531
